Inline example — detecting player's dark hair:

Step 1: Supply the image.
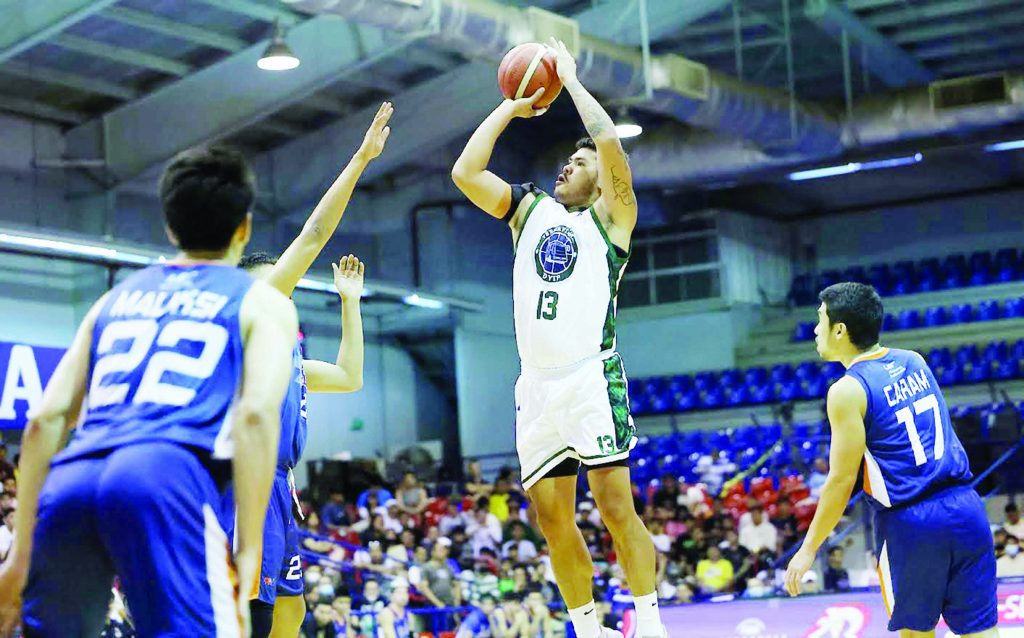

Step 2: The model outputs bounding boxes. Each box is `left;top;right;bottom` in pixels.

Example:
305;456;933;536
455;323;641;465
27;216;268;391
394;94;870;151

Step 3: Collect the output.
238;251;278;271
818;282;883;350
1007;503;1019;513
159;146;256;251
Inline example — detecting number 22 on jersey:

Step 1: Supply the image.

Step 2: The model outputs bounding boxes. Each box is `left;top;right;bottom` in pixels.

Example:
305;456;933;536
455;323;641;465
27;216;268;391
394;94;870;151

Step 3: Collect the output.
89;318;229;408
894;393;944;467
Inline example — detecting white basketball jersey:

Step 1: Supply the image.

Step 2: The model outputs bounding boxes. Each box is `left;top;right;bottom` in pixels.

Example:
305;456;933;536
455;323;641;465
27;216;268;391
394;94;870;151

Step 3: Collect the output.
513;193;629;369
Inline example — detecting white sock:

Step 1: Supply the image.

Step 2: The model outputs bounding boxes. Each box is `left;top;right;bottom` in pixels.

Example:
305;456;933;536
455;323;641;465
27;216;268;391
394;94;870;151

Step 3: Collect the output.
568;600;601;638
633;591;663;637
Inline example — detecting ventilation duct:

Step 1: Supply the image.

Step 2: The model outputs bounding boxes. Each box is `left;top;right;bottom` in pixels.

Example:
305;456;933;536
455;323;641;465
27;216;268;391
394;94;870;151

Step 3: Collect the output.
283;0;842;156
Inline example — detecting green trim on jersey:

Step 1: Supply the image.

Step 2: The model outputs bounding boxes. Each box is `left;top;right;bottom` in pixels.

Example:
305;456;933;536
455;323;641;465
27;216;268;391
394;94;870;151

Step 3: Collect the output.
521;446;571;484
603;354;636;451
590;209;630;351
512;192;548;253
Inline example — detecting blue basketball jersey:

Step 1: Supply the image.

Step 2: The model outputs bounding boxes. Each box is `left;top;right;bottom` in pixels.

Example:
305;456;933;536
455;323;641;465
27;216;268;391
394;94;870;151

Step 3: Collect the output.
55;264;254;464
278;342;308;470
844;347;972;509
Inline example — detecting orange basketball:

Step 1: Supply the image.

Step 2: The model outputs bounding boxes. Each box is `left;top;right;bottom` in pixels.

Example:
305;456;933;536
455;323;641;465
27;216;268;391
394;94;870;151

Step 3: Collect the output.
497;43;562;108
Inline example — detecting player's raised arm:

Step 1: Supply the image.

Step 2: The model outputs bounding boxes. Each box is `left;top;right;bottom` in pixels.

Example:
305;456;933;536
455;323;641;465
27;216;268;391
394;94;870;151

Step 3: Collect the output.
0;297;104;628
785;376;867;596
548;39;638;235
264;102;393;298
452;89;548;225
304;255;365;393
233;281;298;616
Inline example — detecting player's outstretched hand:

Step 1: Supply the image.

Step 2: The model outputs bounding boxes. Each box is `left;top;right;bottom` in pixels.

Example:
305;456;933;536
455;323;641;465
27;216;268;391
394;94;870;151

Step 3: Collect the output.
356;101;393;162
547;37;577;85
784;546;815;597
0;554;27;636
506;87;549;119
333;254;365;301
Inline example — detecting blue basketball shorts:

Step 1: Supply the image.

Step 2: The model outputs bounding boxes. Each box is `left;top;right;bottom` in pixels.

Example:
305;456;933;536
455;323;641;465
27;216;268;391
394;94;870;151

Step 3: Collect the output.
22;442;241;637
224;468;303;605
874;485;997;635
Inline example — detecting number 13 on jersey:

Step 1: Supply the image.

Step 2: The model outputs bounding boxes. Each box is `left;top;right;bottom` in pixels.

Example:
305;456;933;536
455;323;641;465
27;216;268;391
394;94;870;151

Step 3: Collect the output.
536;291;558;320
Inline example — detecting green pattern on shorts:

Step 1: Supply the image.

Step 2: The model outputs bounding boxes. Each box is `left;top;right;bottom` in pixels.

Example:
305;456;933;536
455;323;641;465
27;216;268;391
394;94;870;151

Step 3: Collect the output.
604;355;635;450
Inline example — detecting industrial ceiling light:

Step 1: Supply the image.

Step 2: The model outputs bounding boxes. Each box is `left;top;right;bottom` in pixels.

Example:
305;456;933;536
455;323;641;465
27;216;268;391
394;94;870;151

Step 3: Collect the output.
258;20;300;71
614;108;643;139
787;153;923;182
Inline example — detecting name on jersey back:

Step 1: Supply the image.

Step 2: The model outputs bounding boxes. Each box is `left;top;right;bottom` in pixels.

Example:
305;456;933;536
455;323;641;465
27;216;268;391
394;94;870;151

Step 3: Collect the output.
883;368;931;407
108;288;228;321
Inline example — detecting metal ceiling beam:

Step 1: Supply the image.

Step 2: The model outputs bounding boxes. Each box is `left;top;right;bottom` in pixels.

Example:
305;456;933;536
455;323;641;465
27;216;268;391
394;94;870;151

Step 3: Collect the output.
263;62;498;213
51;33;192;76
337;72;404;94
864;0;1023;30
302;94;353;116
67;17;401;181
677;35;784;58
0;0;122;65
914;33;1023;61
804;0;933;88
190;0;302;26
253;119;306;137
102;7;247;52
0;60;138;100
0;95;85;124
671;14;775;40
937;49;1024;78
891;10;1024;45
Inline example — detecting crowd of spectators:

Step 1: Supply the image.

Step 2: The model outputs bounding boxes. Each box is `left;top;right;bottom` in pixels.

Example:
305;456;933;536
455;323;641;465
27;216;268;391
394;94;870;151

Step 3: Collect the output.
293;455;846;636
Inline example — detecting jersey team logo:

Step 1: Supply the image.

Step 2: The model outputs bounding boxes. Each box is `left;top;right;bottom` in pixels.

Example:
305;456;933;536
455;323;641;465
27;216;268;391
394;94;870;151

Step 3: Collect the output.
534;225;579;282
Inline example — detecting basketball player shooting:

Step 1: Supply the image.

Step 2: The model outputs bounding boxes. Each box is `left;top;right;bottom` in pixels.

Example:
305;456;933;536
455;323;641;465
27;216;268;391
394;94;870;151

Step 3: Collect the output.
452;39;666;638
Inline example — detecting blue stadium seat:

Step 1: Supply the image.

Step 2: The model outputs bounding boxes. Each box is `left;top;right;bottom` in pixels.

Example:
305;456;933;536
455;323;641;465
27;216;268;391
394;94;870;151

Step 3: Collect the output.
745;367;768;386
882;313;897;332
750;383;775;405
924;306;948;327
966;362;990;384
897;309;921;330
803;376;828;399
1013;339;1024;361
642;378;666;396
771;364;795;384
969;252;993;286
795;361;821;381
818;270;841;290
764;423;783;441
891;275;916;296
995;248;1020;283
841;266;867;284
778;380;801;402
868;264;892;294
789;274;817;306
992;359;1019;381
955;344;979;365
683;431;704;450
1003;298;1024;319
792;423;812;440
630;393;649;416
703;387;724;410
673;389;699;412
792;321;816;342
649;391;673;414
694;372;717;393
709;431;730;450
727;385;751;407
941;254;968;289
822;362;845;383
917;272;940;292
667;374;693;394
983;341;1008;364
927;347;952;368
949;304;974;324
720;369;743;390
977;300;1000;322
937;363;964;386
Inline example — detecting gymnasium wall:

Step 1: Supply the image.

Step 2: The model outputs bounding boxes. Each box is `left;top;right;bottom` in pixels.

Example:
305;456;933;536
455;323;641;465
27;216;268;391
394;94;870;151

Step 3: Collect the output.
799;189;1024;271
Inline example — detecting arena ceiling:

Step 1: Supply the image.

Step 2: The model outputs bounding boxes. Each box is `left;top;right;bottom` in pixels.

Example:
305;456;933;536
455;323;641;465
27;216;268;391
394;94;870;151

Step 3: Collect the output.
2;0;1024;220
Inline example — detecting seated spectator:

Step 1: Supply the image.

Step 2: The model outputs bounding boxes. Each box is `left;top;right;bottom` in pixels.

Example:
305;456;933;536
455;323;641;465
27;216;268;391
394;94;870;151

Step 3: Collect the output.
303;513;337;556
358;579;386;614
358;484;395;511
998;535;1024;577
456;594;504;638
438;500;463;536
506;492;528;525
356;492;383;531
354;541;398;577
739;504;778;555
332;593;356;638
467;498;502;557
771;500;799;552
808;458;828;499
995;528;1009;559
673;526;708;566
420;538;463;608
823;546;850;592
382;500;404;534
396;472;429;516
523;588;554;638
720;530;753;592
701;451;736;494
464;460;493;499
652;475;681;510
361;514;388;546
1005;503;1024;539
376;582;412;638
502;521;538;562
696;545;734;593
305;598;340;638
321;491;352;532
489;478;513;522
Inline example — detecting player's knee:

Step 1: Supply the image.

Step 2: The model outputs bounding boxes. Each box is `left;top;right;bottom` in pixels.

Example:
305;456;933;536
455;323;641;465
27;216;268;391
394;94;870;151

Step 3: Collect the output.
533;503;574;540
598;498;638;533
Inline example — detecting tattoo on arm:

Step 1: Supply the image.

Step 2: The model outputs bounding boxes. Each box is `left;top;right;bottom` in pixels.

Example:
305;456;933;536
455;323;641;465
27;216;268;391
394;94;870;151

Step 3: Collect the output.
610;164;635;206
577;98;613;139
